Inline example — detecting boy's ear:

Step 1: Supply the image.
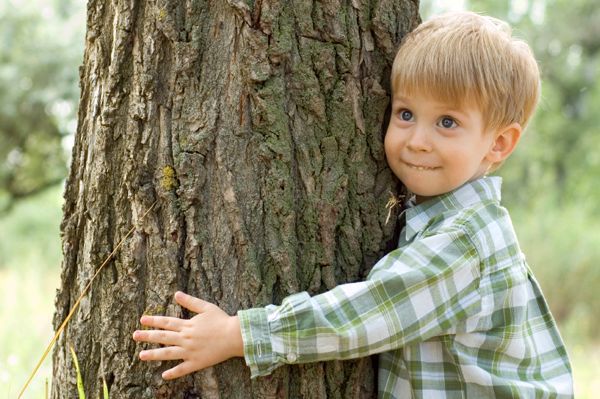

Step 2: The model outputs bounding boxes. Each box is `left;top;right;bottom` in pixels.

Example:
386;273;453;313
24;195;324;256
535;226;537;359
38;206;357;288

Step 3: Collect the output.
486;123;522;163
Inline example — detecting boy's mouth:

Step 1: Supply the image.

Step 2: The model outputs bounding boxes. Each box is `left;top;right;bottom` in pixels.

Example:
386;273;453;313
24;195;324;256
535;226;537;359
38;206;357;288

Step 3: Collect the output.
403;161;439;171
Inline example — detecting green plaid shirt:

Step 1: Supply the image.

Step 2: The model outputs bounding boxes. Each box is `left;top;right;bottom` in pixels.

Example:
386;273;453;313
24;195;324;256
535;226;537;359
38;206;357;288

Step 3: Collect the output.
238;177;573;398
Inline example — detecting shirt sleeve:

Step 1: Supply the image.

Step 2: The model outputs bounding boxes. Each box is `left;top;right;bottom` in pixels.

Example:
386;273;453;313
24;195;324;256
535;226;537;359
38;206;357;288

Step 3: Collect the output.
237;226;482;378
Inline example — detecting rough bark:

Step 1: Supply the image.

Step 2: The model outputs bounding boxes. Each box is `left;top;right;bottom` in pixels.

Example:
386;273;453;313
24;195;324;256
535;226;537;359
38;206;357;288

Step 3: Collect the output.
52;0;419;398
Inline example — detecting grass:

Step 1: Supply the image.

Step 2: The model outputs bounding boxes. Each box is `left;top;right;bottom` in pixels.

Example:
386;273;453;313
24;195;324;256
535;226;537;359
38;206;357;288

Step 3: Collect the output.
1;184;598;397
68;345;110;399
68;345;85;399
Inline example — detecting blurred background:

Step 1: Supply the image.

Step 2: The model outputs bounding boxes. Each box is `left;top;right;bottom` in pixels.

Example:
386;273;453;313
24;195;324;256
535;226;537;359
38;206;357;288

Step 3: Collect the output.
0;0;597;397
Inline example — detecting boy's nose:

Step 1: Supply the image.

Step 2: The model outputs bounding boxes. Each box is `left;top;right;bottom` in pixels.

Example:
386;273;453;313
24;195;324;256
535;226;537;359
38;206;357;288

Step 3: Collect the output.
406;125;432;152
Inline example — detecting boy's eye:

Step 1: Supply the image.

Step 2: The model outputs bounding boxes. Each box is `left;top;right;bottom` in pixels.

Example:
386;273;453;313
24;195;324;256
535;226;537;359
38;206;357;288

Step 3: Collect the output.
399;110;413;121
439;117;457;128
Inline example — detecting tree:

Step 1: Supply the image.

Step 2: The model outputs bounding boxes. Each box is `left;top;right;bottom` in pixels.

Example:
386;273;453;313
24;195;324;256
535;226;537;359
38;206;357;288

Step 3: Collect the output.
51;1;419;397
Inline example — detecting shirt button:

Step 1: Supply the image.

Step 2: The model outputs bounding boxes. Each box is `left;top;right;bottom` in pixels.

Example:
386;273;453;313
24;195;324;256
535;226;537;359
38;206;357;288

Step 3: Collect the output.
286;352;298;363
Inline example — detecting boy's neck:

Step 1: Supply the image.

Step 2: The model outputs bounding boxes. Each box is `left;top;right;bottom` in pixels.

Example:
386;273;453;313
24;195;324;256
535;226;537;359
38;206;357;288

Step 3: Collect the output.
412;174;492;205
414;195;431;205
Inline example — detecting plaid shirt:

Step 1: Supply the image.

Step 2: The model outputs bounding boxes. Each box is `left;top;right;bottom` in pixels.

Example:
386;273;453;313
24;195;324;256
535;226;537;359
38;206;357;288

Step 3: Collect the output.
238;177;573;398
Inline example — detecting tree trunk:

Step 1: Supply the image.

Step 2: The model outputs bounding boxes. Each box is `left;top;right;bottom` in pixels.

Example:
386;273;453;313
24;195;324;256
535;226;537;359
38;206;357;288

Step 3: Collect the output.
52;0;419;397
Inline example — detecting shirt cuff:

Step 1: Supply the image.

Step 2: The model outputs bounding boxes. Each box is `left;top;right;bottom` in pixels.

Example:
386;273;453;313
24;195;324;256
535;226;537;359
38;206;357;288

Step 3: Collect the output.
237;307;278;378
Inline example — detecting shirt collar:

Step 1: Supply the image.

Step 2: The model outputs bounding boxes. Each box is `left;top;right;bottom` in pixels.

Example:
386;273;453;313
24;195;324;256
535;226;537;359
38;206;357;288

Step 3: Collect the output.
402;176;502;242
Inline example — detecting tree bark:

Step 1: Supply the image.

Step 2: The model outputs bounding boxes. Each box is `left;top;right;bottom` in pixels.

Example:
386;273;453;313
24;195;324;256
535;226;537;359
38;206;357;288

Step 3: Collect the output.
52;0;419;397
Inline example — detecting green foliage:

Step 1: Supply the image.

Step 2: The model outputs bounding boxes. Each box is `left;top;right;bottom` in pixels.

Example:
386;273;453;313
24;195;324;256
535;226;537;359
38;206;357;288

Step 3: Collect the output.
0;0;84;211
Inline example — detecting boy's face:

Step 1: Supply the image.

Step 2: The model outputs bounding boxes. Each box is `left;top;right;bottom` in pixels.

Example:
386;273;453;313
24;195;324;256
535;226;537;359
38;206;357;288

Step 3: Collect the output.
385;92;498;203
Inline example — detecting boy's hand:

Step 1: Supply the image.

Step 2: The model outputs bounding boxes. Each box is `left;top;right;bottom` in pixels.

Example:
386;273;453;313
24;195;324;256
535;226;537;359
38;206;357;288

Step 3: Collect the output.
133;291;244;380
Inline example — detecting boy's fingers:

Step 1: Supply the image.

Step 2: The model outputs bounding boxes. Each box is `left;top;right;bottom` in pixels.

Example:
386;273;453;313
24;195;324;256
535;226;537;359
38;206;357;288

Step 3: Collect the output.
139;346;184;362
174;291;211;314
133;329;180;346
140;315;184;331
162;361;196;380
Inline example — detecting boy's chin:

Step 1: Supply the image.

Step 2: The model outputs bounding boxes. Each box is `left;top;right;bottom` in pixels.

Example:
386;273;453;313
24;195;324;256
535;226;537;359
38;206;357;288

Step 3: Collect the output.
403;176;478;200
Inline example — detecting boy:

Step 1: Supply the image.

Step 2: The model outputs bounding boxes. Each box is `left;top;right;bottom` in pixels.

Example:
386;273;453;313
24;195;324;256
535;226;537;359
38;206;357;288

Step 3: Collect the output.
133;12;574;398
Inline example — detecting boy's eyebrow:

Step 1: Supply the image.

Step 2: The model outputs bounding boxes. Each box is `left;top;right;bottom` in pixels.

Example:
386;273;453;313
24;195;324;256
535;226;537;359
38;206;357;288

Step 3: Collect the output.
439;107;470;119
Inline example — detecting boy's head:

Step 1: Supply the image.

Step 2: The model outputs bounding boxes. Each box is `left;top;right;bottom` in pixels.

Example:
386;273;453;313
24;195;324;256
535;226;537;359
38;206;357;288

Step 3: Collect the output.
385;12;541;202
391;11;540;132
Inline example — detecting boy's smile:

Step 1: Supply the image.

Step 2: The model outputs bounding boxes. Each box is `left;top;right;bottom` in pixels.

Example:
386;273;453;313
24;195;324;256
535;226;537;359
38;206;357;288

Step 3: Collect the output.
385;93;518;203
403;161;440;171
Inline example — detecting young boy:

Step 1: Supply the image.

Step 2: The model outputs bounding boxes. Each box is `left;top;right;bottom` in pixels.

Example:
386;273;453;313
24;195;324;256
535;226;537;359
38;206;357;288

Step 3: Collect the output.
133;11;573;398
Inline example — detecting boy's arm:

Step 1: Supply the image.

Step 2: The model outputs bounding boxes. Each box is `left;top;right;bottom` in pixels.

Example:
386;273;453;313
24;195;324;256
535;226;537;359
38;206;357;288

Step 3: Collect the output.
133;291;243;380
239;226;482;378
134;227;481;380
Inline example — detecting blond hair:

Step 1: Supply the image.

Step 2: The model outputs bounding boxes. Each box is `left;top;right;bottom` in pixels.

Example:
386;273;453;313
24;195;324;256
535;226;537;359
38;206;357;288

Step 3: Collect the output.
391;11;540;131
